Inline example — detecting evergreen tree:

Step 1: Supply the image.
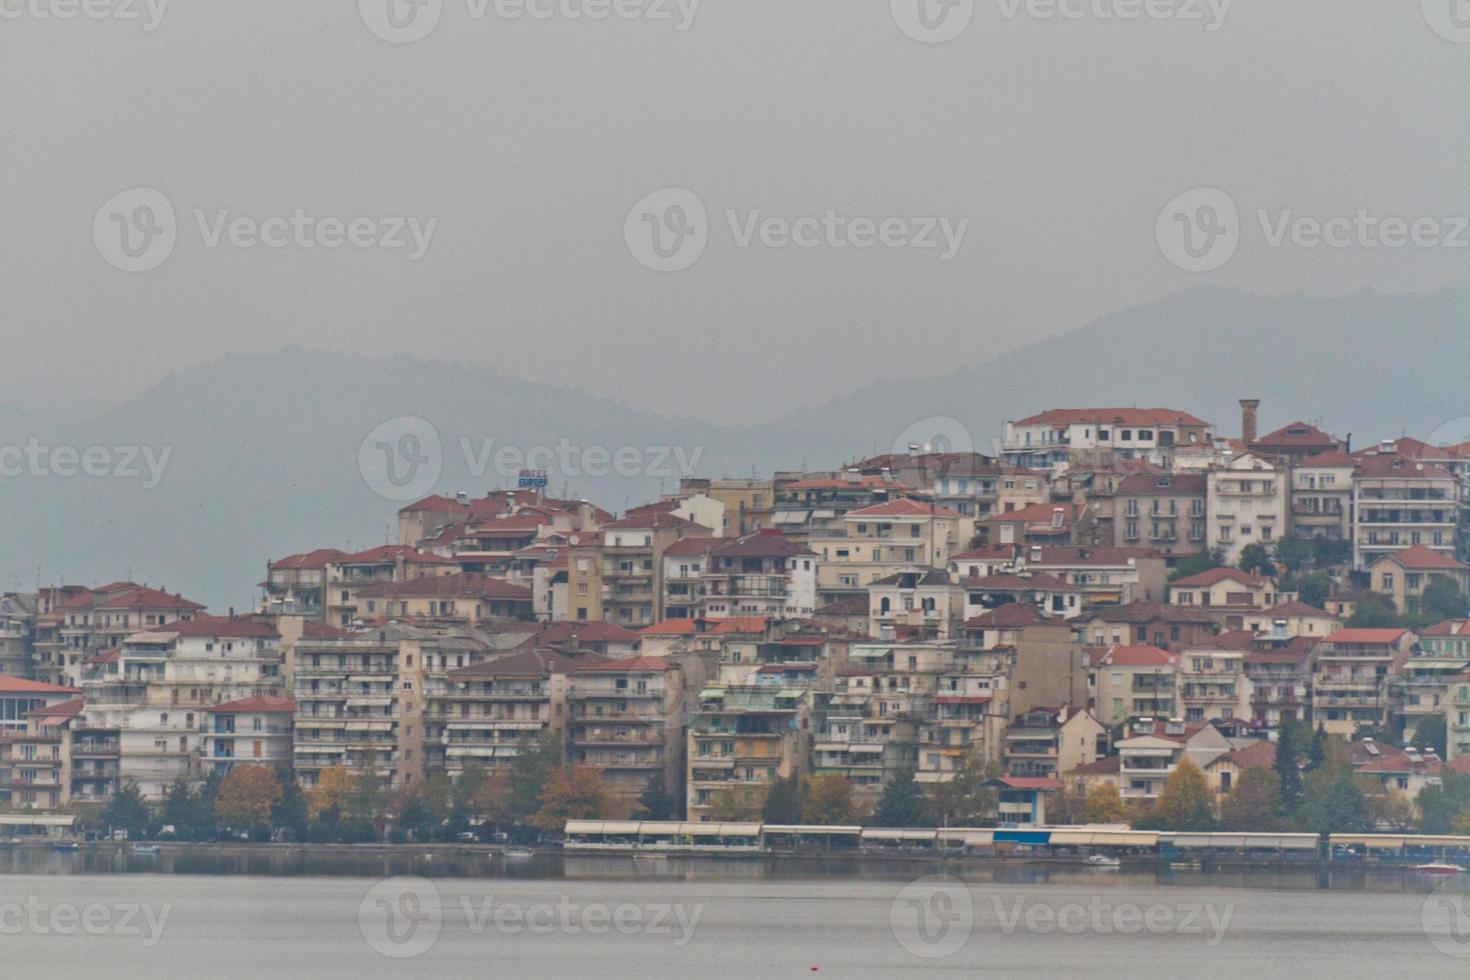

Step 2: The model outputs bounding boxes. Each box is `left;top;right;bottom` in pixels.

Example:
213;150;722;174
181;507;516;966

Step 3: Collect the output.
102;779;151;839
1307;723;1328;772
1274;718;1303;813
761;775;805;824
508;731;563;825
873;768;929;827
1299;765;1371;835
272;768;309;841
635;770;676;820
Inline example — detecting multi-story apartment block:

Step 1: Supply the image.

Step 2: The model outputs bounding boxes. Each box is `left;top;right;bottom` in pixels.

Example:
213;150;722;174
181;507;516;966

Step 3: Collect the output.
1023;546;1168;609
1353;445;1459;569
868;568;966;640
1168;568;1296;632
812;500;976;602
261;549;349;619
1311;628;1417;737
323;546;459;627
202;696;296;776
351;572;533;626
701;530;817;620
1076;602;1219;651
688;685;810;821
1248;421;1346;466
1207;452;1289;565
1088;644;1180;728
677;478;777;537
659;537;720;620
771;474;908;541
1176;640;1249;723
0;696;81;811
33;584;206;687
1114;718;1235;803
1113;473;1208;560
1244;639;1314;734
1290;452;1355;543
1003;706;1104;779
0;592;37;678
597;512;711;627
292;628;409;789
1001;408;1212;471
931;455;1006;518
567;656;686;811
1445;676;1470;762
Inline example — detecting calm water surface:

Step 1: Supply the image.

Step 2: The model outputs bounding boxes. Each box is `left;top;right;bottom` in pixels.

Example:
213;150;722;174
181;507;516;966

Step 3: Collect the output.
4;853;1470;977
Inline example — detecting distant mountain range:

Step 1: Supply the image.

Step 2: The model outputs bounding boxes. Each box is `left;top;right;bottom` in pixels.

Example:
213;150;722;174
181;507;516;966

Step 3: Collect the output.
5;281;1470;609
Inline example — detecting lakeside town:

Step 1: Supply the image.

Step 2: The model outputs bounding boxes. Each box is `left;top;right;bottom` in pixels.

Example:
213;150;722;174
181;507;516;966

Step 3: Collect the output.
8;400;1470;847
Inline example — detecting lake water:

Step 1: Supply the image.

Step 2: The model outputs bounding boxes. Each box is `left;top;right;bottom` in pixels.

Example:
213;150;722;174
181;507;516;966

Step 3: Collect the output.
5;854;1470;977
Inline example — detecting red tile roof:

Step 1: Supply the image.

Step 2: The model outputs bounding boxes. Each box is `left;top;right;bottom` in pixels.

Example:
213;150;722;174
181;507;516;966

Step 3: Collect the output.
1378;546;1470;572
271;549;350;570
95;587;206;612
1097;644;1179;668
209;696;296;713
1170;568;1272;589
0;674;80;695
711;529;816;559
162;615;279;639
1221;740;1276;770
1013;408;1209;428
1325;628;1411;644
1115;473;1208;496
661;537;723;558
846;499;966;520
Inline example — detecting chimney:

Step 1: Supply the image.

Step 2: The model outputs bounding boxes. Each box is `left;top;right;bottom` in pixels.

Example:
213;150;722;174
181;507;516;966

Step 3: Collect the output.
1239;399;1261;445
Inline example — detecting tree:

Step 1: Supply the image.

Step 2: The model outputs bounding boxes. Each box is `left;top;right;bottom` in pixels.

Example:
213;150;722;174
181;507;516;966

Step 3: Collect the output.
1274;718;1304;813
1411;714;1449;759
449;762;488;836
1349;595;1400;629
1422;576;1470;622
634;770;676;821
1312;538;1353;569
1218;768;1283;831
161;777;219;840
1082;783;1131;825
1299;765;1371;835
390;781;438;842
102;779;151;839
348;749;388;830
706;784;764;822
1147;759;1215;831
1367;788;1417;832
272;769;309;841
309;766;355;823
215;765;282;837
803;774;857;825
532;765;615;832
873;768;929;827
508;731;564;825
761;774;805;824
1419;773;1470;834
1306;724;1328;772
931;753;1004;827
1238;543;1277;578
1271;538;1314;576
1283;572;1331;609
1169;548;1227;582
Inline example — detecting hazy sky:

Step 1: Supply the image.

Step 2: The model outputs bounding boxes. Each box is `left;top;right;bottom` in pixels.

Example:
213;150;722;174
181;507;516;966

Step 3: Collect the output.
6;1;1470;423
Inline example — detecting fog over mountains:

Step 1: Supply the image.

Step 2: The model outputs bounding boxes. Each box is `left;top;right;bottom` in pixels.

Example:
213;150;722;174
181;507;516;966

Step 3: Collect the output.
6;282;1469;610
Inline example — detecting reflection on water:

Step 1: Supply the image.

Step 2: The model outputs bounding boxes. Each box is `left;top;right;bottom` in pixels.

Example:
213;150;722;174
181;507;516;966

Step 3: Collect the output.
0;843;1461;895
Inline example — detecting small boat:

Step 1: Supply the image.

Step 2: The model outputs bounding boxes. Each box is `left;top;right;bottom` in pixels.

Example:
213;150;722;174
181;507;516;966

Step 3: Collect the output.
1085;854;1121;868
504;847;534;860
50;840;80;852
1414;862;1466;876
131;843;162;855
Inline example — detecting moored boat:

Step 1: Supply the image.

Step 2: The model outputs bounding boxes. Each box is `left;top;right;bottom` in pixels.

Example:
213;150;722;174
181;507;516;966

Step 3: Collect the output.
1414;862;1465;876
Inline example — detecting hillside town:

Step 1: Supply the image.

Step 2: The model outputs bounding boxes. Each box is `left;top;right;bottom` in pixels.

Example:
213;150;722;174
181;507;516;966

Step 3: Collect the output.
8;399;1470;839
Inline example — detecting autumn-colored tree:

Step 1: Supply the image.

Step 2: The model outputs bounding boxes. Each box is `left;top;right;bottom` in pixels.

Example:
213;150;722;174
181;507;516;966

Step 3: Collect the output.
532;765;615;832
803;774;857;825
309;766;355;821
1083;783;1132;825
705;784;765;821
1146;758;1215;831
1218;768;1283;832
215;765;283;835
476;771;515;826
